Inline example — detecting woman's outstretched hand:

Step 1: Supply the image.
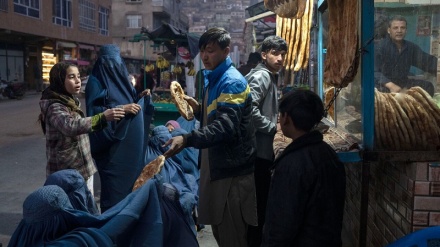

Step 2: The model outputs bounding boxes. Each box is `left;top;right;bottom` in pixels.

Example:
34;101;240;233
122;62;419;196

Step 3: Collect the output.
120;103;141;115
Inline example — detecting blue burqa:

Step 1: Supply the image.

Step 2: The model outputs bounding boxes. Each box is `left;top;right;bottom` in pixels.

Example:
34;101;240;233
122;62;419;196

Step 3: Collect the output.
145;126;199;234
387;226;440;247
85;44;154;212
44;169;99;215
8;181;163;247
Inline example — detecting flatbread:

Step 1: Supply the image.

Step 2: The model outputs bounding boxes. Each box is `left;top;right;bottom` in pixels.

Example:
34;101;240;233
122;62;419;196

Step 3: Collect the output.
395;93;422;148
410;87;440;126
374;89;383;148
405;94;428;150
132;155;165;191
378;92;393;149
382;93;400;150
324;87;335;121
387;93;411;150
390;93;415;149
170;81;194;121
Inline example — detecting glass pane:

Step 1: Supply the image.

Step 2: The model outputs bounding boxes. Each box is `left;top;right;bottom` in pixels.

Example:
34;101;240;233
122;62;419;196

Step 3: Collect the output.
374;2;440;151
319;5;363;143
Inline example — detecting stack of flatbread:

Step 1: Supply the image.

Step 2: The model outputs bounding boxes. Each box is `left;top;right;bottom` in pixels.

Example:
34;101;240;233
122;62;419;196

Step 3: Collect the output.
375;87;440;151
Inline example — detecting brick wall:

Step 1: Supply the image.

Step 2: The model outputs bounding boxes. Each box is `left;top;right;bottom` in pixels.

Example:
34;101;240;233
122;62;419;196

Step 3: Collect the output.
343;161;440;247
343;162;362;246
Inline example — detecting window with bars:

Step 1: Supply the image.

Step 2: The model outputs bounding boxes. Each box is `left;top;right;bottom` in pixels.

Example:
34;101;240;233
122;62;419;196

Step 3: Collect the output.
79;0;96;32
14;0;40;18
53;0;71;27
126;15;142;29
99;6;109;36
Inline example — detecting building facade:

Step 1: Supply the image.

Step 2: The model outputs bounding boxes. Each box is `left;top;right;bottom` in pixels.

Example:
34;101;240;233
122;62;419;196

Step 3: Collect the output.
112;0;189;75
181;0;252;63
0;0;112;89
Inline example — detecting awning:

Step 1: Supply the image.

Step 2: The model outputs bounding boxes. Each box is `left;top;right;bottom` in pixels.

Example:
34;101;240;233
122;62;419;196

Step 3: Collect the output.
79;44;95;50
57;41;77;48
245;2;275;23
245;11;275;23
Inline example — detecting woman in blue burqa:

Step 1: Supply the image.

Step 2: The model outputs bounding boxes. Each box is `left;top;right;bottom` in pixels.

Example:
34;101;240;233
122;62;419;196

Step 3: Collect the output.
7;181;163;247
146;125;199;234
85;44;154;212
8;169;199;247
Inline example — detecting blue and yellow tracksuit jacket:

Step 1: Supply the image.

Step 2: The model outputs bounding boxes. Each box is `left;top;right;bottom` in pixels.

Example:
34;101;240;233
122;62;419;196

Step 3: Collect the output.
184;57;256;181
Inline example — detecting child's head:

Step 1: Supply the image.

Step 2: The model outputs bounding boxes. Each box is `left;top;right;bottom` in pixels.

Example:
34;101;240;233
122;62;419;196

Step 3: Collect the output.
261;36;288;73
198;28;231;70
49;62;80;96
278;89;324;135
199;28;231;51
261;36;288;53
165;120;180;132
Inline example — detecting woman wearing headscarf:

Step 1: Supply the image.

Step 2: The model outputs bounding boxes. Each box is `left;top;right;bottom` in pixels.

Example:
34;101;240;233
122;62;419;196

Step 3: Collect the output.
38;62;125;194
85;44;155;212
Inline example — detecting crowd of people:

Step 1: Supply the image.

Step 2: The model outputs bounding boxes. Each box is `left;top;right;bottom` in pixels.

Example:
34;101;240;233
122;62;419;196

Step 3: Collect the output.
24;22;432;246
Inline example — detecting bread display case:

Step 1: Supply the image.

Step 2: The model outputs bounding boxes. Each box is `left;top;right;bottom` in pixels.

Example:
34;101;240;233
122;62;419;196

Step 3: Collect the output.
42;52;56;84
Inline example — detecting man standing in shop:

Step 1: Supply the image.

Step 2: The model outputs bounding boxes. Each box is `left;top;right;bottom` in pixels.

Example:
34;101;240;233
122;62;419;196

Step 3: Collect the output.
245;35;288;247
375;15;437;96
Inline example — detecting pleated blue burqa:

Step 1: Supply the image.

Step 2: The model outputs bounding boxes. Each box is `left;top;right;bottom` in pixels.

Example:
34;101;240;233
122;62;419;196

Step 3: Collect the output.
85;44;154;212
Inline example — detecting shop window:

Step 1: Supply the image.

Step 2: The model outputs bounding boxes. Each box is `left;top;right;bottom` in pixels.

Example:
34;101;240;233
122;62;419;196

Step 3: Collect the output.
79;0;96;32
99;6;109;36
53;0;72;27
127;15;142;29
13;0;40;18
372;3;440;151
0;0;8;12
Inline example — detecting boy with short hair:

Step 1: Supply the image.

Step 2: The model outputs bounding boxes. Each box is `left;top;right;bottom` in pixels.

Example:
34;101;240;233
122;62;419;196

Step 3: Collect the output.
163;27;257;247
246;35;288;247
262;89;346;247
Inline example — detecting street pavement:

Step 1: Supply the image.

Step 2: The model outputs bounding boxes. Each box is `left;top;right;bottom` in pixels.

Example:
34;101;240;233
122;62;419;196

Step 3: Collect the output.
0;91;217;246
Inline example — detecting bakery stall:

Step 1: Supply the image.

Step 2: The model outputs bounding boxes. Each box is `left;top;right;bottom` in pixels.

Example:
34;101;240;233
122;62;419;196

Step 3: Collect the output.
142;24;200;126
263;0;440;246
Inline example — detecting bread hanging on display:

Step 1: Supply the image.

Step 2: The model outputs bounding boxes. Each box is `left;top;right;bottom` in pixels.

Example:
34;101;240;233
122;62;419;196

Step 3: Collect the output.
323;0;359;88
275;0;313;86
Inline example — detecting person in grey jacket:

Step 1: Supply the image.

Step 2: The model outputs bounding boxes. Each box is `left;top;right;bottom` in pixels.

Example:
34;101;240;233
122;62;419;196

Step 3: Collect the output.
245;35;288;247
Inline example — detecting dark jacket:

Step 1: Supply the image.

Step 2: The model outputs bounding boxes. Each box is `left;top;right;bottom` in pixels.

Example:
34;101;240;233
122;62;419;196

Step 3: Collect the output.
262;131;346;247
374;36;437;86
184;57;256;181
